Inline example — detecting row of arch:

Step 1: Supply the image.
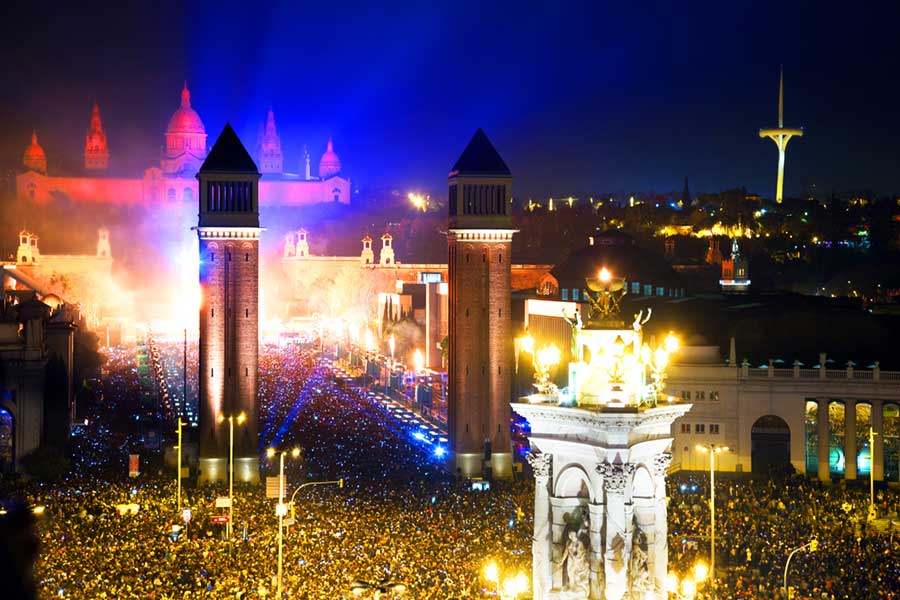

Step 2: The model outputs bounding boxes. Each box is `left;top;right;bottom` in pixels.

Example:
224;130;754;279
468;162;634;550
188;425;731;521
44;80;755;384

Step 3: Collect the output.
554;462;657;502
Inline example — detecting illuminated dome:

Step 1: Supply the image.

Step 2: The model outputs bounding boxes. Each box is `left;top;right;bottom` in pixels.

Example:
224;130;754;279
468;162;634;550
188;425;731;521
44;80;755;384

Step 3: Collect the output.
318;138;341;179
22;131;47;173
167;83;206;134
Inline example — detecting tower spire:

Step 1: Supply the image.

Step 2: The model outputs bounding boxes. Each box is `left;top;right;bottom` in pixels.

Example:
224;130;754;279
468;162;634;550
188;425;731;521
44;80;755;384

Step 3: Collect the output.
778;65;784;128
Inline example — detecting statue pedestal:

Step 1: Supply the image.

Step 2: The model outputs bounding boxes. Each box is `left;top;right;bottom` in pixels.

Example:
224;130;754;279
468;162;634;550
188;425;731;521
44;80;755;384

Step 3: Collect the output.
515;403;691;600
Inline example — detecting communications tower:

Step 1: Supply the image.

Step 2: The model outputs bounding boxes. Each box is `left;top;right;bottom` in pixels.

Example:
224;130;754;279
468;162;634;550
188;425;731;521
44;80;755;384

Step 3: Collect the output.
759;66;803;203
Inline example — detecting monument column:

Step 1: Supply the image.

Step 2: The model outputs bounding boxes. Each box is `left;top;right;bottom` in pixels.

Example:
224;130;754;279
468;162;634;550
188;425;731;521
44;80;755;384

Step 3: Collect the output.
844;399;857;480
599;461;635;600
528;452;553;600
817;399;830;483
651;453;673;594
871;400;884;482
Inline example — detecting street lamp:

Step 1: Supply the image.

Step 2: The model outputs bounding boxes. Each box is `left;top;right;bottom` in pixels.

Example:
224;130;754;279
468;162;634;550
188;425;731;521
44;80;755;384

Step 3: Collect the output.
267;446;301;600
350;574;407;599
784;538;819;599
696;444;728;597
218;411;246;542
289;478;344;513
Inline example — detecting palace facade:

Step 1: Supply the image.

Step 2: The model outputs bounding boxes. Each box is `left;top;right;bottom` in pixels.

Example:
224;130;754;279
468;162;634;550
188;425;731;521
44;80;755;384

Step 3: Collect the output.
15;85;351;207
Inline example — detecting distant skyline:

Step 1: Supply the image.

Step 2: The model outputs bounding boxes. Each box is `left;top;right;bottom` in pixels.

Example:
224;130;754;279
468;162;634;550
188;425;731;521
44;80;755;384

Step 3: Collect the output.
3;1;900;198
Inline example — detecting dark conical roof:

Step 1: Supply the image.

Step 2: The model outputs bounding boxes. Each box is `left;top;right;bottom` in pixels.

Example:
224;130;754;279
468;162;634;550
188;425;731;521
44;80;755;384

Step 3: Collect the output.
199;123;259;174
449;128;511;177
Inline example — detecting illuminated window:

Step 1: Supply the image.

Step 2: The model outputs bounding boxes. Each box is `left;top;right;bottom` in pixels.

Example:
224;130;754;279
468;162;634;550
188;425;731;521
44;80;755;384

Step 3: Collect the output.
644;284;652;296
656;286;664;296
694;391;705;400
561;289;569;301
696;424;705;434
572;288;579;301
709;391;719;401
681;423;691;434
709;424;720;435
631;282;640;294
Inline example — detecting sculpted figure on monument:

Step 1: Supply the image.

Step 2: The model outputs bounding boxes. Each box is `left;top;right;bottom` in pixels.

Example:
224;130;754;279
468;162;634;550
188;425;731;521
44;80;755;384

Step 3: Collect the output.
560;529;590;597
628;527;653;600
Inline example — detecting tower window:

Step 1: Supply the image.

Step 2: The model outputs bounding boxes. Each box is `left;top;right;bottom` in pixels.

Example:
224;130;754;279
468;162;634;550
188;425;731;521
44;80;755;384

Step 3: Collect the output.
245;253;249;262
482;253;486;263
562;289;569;301
211;309;214;318
211;368;214;377
245;308;249;318
498;253;502;263
245;367;249;377
210;252;215;262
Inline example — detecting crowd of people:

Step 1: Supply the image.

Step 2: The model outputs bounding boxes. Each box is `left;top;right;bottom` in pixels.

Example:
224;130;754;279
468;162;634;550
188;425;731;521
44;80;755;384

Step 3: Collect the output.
6;345;533;599
1;342;898;599
668;473;900;599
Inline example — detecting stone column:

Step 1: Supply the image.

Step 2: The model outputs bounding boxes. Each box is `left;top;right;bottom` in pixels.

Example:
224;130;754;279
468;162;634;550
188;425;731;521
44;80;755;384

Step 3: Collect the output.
599;462;635;600
528;452;553;600
844;399;857;480
651;453;672;595
588;501;605;599
871;400;884;482
817;399;830;483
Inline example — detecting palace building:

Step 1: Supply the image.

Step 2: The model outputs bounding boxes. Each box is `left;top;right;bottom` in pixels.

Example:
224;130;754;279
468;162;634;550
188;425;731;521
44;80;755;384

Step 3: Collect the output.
15;84;350;207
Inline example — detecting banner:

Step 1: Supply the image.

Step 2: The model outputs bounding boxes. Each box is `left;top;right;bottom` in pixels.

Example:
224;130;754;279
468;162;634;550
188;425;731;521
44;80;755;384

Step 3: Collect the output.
266;476;284;499
128;454;140;478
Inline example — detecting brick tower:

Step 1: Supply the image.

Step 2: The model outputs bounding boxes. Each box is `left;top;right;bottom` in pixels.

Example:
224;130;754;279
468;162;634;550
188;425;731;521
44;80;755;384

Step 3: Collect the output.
196;124;262;483
447;129;516;480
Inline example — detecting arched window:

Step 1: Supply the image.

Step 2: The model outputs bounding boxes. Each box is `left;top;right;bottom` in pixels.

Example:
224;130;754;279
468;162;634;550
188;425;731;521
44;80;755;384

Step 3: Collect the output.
167;188;176;202
183;187;194;202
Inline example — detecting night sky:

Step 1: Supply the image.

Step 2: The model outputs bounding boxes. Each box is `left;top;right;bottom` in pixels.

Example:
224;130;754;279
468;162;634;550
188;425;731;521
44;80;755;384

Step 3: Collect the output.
3;1;900;198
